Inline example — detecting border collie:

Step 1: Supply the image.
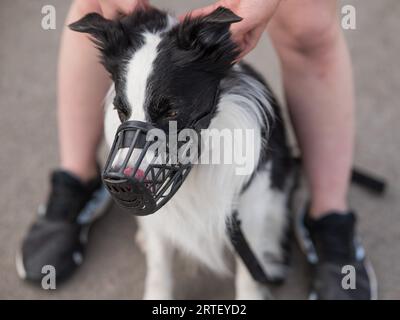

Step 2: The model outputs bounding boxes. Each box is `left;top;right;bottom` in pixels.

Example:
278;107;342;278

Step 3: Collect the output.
70;7;294;299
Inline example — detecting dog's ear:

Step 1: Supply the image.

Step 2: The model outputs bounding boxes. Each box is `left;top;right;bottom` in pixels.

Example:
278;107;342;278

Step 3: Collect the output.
178;7;242;50
69;13;131;74
69;13;123;50
202;6;242;25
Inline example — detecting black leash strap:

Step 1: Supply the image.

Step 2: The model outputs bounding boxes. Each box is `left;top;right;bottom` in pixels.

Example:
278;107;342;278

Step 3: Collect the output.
227;211;273;285
351;168;386;195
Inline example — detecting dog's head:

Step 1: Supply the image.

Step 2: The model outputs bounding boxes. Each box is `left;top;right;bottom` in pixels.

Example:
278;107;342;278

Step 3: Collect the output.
70;7;242;131
70;8;242;214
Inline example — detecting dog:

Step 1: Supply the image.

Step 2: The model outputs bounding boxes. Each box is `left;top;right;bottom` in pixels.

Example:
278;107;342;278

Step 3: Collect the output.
70;6;295;299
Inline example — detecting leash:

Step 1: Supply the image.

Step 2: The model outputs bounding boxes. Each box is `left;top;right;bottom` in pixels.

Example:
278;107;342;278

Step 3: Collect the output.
228;158;387;285
227;211;278;284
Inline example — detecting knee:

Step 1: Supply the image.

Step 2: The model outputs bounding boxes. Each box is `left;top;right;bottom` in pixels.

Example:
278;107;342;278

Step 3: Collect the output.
271;4;341;58
287;20;339;56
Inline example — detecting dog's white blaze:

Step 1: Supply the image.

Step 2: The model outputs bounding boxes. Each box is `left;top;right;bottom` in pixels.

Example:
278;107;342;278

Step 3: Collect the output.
104;86;119;148
125;32;162;122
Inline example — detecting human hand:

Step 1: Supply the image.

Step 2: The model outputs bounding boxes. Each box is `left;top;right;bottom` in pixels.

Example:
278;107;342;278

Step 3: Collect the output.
186;0;281;59
98;0;150;19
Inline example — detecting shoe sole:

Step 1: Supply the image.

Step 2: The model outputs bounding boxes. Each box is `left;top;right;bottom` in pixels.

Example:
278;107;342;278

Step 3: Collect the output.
294;205;379;300
15;250;26;280
16;185;112;282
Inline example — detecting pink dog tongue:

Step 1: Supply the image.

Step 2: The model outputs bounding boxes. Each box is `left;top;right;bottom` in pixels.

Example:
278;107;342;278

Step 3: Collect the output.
123;167;145;180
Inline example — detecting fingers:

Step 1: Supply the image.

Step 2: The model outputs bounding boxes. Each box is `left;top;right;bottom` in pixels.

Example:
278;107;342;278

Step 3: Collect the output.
230;16;256;43
230;22;254;60
98;0;118;19
179;2;220;21
98;0;149;19
235;23;267;61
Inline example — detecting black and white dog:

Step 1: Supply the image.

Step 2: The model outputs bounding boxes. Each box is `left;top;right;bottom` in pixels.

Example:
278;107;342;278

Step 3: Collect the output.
70;7;294;299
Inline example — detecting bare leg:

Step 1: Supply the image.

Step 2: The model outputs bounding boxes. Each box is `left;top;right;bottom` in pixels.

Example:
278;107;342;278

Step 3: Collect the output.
269;0;354;217
58;0;111;181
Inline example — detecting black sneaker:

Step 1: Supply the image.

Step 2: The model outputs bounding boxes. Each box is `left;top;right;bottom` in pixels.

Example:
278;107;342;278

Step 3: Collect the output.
16;169;111;284
295;206;378;300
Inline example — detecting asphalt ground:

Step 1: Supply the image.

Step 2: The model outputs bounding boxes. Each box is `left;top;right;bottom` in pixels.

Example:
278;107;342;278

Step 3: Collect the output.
0;0;399;299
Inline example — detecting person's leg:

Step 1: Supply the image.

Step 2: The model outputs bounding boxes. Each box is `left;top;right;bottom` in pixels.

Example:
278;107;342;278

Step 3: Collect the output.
17;0;112;283
268;0;354;218
268;1;377;300
58;0;111;181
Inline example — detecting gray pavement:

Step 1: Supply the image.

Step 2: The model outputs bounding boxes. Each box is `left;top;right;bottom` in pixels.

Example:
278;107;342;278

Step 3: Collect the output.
0;0;399;299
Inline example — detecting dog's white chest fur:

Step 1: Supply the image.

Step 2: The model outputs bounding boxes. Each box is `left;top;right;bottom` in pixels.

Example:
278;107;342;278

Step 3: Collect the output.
141;170;232;273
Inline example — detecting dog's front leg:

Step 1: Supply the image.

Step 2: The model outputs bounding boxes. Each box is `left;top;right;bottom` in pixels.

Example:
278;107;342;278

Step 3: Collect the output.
142;230;174;300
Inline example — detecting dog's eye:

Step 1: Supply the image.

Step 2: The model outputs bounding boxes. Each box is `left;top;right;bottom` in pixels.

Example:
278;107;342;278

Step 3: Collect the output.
152;98;171;114
166;110;178;119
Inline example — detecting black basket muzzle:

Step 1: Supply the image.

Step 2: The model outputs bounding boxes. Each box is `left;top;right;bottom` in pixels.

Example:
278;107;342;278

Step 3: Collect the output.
102;120;194;216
